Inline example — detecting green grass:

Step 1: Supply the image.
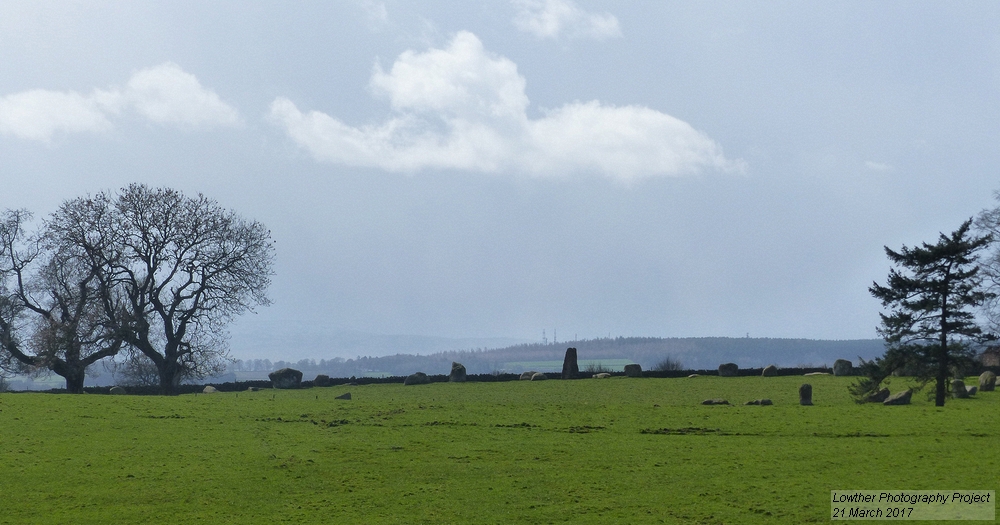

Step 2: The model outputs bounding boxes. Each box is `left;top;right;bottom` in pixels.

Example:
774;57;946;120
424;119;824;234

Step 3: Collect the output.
0;375;997;524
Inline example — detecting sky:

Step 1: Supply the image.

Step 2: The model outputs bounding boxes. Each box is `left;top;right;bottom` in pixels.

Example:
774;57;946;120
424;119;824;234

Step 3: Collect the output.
3;1;1000;360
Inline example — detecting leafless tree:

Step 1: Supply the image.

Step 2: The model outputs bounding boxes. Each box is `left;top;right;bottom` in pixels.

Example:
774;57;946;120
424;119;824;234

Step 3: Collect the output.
47;184;275;394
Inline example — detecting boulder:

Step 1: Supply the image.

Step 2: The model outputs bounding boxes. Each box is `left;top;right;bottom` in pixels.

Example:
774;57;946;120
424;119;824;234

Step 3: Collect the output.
701;399;729;405
268;368;303;389
865;388;890;403
744;399;773;405
952;379;969;399
202;385;218;394
593;373;611;379
247;386;259;392
335;392;352;400
403;372;430;386
799;383;813;406
530;372;548;381
314;374;331;387
561;347;579;379
520;371;538;381
833;359;853;376
883;389;912;405
687;374;700;378
109;386;126;395
624;364;642;378
804;372;830;376
761;365;778;377
967;386;978;396
979;371;997;392
449;362;467;383
718;363;738;377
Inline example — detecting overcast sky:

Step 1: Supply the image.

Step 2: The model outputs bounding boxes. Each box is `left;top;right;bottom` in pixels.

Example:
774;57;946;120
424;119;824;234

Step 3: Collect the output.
3;1;1000;359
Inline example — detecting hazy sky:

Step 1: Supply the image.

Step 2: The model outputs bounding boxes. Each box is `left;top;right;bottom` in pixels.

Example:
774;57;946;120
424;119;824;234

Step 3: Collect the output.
3;1;1000;359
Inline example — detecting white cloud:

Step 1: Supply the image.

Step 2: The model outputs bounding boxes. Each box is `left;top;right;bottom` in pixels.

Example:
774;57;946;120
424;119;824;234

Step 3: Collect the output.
512;0;621;40
865;160;893;172
0;62;239;141
270;31;742;181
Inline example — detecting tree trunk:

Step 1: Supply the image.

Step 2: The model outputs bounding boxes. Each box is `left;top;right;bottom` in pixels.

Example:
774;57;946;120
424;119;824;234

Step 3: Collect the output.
64;370;86;394
158;360;182;395
936;345;948;407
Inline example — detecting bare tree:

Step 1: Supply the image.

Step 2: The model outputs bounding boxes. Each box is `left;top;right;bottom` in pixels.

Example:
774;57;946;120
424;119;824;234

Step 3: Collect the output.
47;184;275;394
0;210;122;393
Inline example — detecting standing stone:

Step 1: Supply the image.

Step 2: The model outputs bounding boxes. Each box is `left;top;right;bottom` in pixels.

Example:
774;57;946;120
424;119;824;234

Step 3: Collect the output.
449;362;467;382
624;364;642;378
561;347;579;379
865;388;890;403
314;374;331;387
883;389;912;405
520;371;538;381
833;359;853;376
109;386;126;395
761;365;778;377
979;371;997;392
269;368;303;389
334;392;352;400
952;379;969;398
202;385;218;394
403;372;430;386
799;383;813;405
530;372;548;381
593;373;611;379
967;386;978;396
718;363;739;377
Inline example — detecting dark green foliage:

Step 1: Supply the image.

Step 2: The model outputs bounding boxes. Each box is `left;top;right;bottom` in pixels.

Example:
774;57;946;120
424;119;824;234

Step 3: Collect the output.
861;219;994;406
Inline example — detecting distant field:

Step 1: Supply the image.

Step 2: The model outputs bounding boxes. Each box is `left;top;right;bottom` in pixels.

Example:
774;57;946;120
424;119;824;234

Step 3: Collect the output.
1;375;997;524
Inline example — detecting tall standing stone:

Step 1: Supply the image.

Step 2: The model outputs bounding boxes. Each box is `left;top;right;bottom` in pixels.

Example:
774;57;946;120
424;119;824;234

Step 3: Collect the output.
799;383;813;405
833;359;853;376
718;363;739;377
979;371;997;392
561;347;579;379
761;365;778;377
449;362;467;382
952;379;969;398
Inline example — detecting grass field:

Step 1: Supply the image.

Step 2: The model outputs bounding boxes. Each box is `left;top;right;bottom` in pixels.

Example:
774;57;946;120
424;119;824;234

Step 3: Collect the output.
1;375;997;524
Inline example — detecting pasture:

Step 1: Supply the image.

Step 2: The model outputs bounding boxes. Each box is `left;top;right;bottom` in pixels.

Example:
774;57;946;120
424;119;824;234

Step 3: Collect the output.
1;375;997;524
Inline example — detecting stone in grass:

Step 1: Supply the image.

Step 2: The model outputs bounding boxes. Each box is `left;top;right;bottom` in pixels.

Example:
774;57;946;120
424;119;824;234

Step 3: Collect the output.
530;372;548;381
718;363;738;377
799;383;813;406
761;365;778;377
624;364;642;378
804;372;830;376
979;371;996;392
967;386;978;396
109;386;126;395
701;399;729;405
744;399;773;405
202;386;218;394
952;379;969;399
269;368;303;389
335;392;352;400
833;359;853;376
247;386;259;392
865;388;890;403
687;374;700;378
404;372;431;386
520;371;538;381
449;362;467;383
561;347;579;380
314;374;332;387
593;373;611;379
883;389;912;405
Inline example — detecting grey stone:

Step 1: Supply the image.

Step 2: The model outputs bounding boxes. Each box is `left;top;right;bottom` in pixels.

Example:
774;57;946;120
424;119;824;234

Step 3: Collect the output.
314;374;331;387
247;386;259;392
979;371;996;392
865;388;890;403
967;386;978;396
403;372;430;386
952;379;969;398
449;362;467;383
202;385;217;394
624;364;642;378
833;359;853;376
335;392;351;400
799;383;813;405
520;371;538;381
109;386;126;395
744;399;773;405
804;372;830;376
883;389;912;405
593;373;611;379
761;365;778;377
268;368;303;389
687;374;700;378
561;347;579;379
718;363;739;377
701;399;729;405
530;372;548;381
